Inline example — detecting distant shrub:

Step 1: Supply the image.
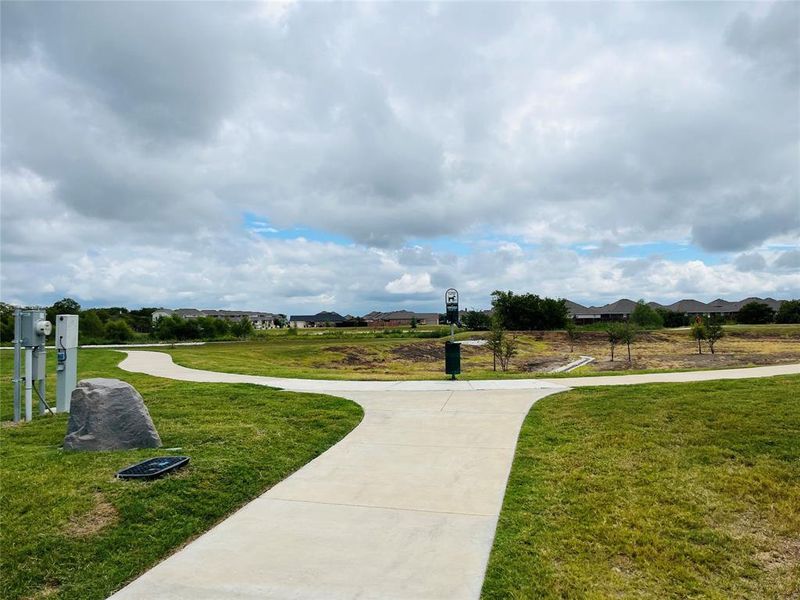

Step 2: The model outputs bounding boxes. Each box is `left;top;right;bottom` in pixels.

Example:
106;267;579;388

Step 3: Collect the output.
656;309;689;328
462;310;492;330
736;302;775;324
104;320;134;343
491;290;568;330
776;300;800;324
630;300;663;329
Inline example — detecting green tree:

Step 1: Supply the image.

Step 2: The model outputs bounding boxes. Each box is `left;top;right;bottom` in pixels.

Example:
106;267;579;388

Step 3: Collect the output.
618;322;638;364
736;301;775;324
704;317;725;355
656;309;689;328
127;307;157;333
499;334;517;372
630;300;663;329
104;319;134;343
776;300;800;324
0;302;16;343
488;319;505;371
231;317;254;339
79;311;105;340
47;297;81;323
462;310;492;331
410;317;417;329
690;317;706;354
490;291;568;330
606;322;622;361
564;319;580;353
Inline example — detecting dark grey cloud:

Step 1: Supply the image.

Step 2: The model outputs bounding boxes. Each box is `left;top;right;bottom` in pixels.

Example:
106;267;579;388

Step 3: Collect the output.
726;1;800;85
734;252;767;272
774;249;800;270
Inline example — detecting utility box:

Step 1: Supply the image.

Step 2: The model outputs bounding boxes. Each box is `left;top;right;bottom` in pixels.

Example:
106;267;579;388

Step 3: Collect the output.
13;310;51;422
56;314;79;348
55;314;79;413
19;310;50;347
445;341;461;378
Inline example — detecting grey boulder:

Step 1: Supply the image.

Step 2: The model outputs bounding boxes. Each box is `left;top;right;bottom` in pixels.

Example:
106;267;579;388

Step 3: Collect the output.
64;378;162;451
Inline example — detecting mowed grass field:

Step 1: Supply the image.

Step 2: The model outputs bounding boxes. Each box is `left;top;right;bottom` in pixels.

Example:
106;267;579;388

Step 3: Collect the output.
159;324;800;381
482;375;800;599
3;345;798;598
0;350;362;600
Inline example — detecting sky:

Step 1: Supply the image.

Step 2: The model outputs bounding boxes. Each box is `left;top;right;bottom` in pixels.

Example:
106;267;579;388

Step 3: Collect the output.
1;1;798;315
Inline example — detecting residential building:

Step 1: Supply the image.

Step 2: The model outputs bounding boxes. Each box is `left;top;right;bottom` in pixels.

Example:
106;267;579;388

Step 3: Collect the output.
361;310;440;327
289;311;346;328
565;297;786;322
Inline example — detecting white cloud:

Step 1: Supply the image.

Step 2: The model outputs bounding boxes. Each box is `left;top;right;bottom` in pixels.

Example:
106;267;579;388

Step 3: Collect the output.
385;273;434;295
1;2;798;310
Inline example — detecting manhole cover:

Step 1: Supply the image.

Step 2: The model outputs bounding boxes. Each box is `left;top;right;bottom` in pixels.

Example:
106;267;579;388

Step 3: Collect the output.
117;456;190;480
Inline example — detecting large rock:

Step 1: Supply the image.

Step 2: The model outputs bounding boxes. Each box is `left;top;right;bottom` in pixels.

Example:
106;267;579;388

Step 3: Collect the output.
64;378;162;451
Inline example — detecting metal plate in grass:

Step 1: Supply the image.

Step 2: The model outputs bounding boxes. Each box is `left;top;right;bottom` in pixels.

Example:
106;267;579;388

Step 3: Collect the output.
117;456;190;480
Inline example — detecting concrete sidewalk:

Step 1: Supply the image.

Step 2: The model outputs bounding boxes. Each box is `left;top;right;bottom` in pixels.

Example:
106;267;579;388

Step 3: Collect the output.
110;351;800;599
118;350;800;392
110;386;560;599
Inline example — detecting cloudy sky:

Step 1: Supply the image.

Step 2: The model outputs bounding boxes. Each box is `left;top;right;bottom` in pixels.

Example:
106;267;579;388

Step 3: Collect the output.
1;1;798;314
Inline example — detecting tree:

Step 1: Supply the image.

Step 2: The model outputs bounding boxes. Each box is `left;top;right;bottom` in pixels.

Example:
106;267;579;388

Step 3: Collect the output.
776;300;800;324
79;311;105;340
488;320;505;372
690;317;706;354
630;300;663;329
231;317;254;339
410;317;417;329
127;307;157;333
606;323;622;361
564;320;580;353
197;316;230;339
705;317;725;355
47;297;81;323
656;308;689;328
105;319;134;343
0;302;15;343
461;310;492;330
490;290;568;330
618;322;638;364
736;301;774;324
499;334;517;372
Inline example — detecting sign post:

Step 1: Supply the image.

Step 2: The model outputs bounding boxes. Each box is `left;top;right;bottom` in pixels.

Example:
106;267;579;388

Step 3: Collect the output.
445;288;459;340
444;289;460;379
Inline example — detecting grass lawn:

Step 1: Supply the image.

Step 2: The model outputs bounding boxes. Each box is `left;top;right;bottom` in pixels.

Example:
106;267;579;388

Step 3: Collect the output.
482;375;800;599
157;324;800;381
0;350;362;600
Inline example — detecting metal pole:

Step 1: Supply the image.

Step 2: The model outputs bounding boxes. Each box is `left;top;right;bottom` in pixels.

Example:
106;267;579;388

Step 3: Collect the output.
25;347;33;422
37;346;47;415
13;309;21;423
450;323;455;342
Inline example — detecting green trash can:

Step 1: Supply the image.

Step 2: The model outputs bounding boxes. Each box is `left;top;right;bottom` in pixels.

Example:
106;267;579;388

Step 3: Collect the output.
445;341;461;378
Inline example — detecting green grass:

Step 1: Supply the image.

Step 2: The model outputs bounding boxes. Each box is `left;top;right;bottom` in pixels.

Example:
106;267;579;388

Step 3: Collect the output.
0;350;362;600
482;375;800;599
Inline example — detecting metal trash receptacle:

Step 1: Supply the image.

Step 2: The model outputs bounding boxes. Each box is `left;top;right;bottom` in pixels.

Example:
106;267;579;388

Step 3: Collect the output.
445;341;461;377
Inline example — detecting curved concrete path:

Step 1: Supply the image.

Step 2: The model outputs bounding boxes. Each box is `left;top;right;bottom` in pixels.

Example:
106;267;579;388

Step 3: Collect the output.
111;352;800;599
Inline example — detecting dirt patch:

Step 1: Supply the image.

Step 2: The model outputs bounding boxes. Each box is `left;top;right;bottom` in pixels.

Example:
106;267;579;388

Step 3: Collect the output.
390;340;486;363
390;341;443;362
64;492;118;538
521;355;571;373
722;510;800;573
323;346;380;368
24;584;60;600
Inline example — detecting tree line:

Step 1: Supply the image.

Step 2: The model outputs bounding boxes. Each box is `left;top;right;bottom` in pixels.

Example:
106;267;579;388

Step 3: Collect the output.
0;298;256;344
